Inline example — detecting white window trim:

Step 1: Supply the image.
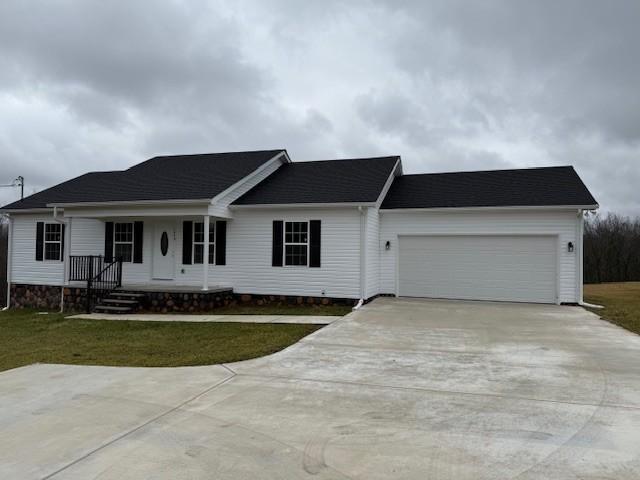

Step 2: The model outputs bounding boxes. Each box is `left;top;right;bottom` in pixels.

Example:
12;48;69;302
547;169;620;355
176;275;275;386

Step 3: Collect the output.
193;222;215;265
43;222;62;262
113;222;134;263
283;220;310;267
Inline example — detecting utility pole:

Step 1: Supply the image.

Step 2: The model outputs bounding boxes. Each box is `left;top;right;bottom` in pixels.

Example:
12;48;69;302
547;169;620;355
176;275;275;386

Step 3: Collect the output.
0;176;24;199
16;176;23;199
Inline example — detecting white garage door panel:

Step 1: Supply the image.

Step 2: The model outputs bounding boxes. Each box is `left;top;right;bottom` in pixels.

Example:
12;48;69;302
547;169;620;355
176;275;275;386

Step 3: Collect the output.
398;235;557;303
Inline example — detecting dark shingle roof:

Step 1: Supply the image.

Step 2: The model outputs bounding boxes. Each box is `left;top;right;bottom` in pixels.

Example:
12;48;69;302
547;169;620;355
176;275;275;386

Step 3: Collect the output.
2;150;284;210
381;166;598;209
233;156;399;205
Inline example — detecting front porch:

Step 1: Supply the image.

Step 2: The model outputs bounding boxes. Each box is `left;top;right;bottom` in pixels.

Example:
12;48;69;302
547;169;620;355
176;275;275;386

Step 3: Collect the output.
63;211;231;296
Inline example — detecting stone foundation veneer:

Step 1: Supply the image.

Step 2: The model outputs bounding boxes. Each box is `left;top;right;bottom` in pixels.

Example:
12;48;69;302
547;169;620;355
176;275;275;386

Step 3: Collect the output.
9;284;357;313
9;284;88;312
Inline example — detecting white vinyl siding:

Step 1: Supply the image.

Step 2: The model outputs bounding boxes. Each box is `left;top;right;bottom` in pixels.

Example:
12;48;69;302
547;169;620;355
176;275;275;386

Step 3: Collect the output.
398;235;557;303
10;214;64;285
379;209;580;303
178;208;361;298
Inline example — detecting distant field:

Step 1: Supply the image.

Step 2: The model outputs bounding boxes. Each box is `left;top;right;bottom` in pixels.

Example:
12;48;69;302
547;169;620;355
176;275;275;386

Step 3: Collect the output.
584;282;640;335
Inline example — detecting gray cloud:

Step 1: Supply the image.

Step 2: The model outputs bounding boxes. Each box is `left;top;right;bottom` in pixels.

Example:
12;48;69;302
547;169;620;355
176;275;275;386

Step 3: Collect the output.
0;0;638;214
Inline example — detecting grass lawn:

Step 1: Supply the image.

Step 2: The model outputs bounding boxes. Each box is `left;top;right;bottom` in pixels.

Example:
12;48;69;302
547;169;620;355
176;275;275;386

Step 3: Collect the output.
584;282;640;335
0;309;322;372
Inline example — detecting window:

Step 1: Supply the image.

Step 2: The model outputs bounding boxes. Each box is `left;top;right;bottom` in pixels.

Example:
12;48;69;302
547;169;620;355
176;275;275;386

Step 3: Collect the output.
193;222;215;264
284;221;308;266
114;222;134;262
44;223;62;260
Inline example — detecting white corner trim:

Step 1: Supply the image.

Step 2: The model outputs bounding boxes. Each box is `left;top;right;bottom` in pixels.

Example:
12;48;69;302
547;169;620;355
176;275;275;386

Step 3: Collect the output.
4;215;12;309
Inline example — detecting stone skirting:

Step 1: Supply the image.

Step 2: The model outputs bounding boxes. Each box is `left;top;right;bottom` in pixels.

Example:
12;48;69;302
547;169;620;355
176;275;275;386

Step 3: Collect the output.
10;284;63;310
9;283;358;313
10;284;89;312
141;291;356;313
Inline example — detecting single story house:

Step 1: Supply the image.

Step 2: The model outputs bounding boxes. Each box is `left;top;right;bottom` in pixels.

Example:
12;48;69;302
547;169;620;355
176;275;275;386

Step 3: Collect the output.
1;149;598;312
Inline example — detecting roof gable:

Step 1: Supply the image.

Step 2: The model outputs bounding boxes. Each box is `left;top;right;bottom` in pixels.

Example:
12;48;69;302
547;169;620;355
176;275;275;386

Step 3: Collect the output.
232;156;399;205
381;166;598;210
2;150;285;210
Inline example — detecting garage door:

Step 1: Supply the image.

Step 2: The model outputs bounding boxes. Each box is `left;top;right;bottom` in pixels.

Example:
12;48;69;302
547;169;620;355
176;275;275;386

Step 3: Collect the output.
398;235;557;303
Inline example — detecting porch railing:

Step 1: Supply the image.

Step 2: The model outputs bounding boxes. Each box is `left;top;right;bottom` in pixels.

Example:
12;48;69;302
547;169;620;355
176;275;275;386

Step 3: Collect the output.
69;255;123;312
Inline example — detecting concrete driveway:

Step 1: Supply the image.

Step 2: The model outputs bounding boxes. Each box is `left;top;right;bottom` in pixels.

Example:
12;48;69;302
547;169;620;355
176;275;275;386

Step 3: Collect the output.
2;298;640;479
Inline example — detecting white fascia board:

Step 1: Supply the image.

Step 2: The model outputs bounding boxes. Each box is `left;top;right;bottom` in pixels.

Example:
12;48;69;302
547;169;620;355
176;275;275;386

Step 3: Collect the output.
230;202;376;209
380;204;600;214
209;152;288;205
375;158;402;209
48;198;210;208
62;204;210;218
0;208;55;214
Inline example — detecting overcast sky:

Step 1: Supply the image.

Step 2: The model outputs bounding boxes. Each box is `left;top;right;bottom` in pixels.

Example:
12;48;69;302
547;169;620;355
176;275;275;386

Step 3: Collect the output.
0;1;638;213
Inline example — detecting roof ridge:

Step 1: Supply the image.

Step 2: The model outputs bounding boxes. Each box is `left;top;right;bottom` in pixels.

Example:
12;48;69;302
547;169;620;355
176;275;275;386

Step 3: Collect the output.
399;165;574;177
291;156;400;165
145;149;285;160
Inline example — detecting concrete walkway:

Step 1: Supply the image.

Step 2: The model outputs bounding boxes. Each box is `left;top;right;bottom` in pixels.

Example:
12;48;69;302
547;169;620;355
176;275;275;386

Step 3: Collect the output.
68;313;340;324
3;297;640;479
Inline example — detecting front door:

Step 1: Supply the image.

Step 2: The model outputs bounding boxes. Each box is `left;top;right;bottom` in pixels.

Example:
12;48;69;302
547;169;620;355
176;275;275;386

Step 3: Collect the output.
152;221;175;280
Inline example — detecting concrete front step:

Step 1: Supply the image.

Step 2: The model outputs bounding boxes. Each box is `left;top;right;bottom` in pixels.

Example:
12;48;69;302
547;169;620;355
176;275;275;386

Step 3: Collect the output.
110;292;146;299
101;298;138;306
93;305;134;313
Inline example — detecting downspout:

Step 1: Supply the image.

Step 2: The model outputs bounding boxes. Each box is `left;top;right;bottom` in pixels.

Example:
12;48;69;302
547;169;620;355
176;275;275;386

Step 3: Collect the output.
353;206;366;310
2;214;12;310
53;207;68;313
576;209;603;309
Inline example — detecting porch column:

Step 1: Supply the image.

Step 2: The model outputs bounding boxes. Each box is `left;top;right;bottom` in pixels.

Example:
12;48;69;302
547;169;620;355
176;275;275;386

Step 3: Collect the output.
202;215;209;291
63;217;72;285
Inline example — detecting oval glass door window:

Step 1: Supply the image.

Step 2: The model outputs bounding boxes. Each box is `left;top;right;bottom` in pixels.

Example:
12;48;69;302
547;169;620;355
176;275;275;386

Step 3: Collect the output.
160;232;169;256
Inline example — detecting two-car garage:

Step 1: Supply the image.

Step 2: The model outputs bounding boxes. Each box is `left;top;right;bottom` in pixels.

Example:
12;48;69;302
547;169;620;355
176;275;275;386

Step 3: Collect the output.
377;166;595;306
397;234;559;304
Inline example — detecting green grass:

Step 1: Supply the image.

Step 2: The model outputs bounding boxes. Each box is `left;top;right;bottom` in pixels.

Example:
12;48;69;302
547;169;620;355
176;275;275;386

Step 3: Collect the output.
0;309;322;372
584;282;640;335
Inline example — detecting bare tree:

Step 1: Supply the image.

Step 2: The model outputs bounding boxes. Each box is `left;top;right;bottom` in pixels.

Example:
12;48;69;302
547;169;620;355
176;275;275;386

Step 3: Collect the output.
584;213;640;283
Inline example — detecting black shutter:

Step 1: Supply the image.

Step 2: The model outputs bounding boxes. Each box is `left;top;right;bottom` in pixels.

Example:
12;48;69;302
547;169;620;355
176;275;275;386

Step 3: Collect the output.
272;220;283;267
215;221;226;265
35;222;44;261
309;220;321;268
133;221;143;264
104;222;114;262
182;221;193;264
60;224;65;262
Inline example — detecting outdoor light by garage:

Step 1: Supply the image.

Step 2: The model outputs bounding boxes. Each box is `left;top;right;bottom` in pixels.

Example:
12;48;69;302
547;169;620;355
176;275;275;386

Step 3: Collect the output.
385;240;391;250
568;242;574;252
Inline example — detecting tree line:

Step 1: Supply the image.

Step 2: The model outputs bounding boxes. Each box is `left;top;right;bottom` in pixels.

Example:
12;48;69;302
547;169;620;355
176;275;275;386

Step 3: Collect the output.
584;213;640;284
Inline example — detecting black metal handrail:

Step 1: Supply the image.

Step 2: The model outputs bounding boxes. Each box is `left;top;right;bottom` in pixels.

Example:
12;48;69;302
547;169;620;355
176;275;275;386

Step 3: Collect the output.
69;255;122;312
